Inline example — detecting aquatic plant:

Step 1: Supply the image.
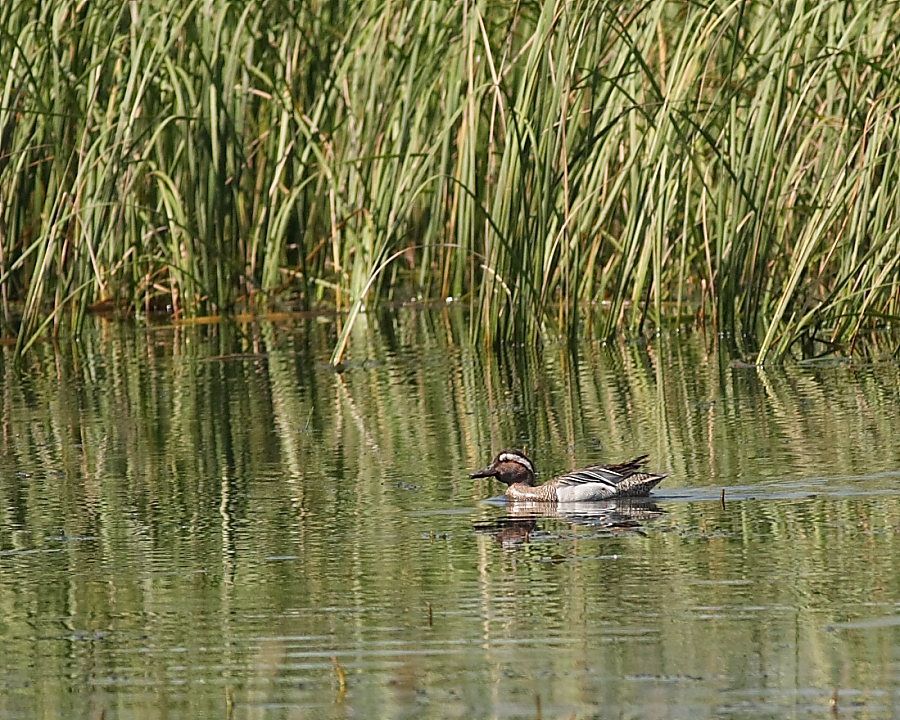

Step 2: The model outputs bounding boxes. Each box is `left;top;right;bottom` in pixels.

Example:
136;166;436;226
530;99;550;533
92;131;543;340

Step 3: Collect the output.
1;0;898;361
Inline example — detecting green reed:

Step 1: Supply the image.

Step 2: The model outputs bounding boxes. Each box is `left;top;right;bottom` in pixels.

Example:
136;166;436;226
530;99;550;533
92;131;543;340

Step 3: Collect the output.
1;0;898;362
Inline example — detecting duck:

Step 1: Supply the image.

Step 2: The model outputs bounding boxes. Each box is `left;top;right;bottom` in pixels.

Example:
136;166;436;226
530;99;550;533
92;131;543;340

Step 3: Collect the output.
469;449;666;502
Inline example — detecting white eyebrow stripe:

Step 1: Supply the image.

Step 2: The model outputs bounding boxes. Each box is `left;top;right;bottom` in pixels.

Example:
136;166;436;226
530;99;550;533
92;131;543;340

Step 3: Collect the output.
498;452;533;473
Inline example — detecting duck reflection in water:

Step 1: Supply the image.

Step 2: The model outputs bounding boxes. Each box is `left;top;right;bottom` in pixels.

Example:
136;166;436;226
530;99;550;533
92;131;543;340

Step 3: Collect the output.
474;498;664;548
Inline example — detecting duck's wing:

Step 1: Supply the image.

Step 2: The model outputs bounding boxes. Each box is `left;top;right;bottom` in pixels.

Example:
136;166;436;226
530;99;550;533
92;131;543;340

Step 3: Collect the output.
553;456;649;488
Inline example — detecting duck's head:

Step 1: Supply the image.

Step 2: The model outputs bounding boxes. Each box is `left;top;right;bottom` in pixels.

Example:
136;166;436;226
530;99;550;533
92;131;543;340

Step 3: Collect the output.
469;449;536;486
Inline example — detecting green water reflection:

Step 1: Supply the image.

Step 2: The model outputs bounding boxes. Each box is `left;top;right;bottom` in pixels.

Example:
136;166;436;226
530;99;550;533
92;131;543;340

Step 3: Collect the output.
0;310;897;719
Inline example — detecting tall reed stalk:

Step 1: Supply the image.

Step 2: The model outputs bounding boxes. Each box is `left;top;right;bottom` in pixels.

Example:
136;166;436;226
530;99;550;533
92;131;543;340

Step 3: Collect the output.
1;0;898;361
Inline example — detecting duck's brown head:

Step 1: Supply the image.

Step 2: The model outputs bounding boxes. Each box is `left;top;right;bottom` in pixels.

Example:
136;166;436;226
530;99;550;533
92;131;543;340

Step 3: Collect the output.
469;450;536;486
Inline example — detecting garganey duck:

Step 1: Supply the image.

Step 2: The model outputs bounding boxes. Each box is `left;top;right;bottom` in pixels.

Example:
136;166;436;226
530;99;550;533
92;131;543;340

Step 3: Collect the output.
470;449;666;502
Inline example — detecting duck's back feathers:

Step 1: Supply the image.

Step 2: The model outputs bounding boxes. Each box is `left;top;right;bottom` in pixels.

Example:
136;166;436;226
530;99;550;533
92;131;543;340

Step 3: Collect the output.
553;454;648;487
552;455;665;501
599;454;649;475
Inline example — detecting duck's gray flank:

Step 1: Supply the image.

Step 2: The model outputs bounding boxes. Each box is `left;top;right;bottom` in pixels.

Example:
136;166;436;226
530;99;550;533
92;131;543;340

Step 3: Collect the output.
470;449;666;502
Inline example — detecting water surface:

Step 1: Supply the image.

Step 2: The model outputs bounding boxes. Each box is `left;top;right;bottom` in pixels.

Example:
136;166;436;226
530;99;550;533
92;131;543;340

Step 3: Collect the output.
0;311;897;718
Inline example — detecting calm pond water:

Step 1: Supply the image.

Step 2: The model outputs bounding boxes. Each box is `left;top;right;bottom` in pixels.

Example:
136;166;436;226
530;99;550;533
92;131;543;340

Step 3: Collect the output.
0;309;898;719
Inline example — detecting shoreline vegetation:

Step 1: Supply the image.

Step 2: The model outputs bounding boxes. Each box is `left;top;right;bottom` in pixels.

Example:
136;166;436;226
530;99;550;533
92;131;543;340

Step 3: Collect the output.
1;0;898;363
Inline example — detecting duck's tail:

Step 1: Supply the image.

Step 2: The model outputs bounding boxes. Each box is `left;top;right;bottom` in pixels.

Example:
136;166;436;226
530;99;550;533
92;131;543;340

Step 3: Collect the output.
615;471;667;497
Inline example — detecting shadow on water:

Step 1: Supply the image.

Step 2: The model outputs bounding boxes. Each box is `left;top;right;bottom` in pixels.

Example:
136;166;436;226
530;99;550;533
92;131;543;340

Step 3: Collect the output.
0;307;897;719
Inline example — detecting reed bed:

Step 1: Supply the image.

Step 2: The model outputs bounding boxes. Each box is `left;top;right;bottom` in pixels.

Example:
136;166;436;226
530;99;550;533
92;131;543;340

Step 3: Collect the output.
1;0;898;361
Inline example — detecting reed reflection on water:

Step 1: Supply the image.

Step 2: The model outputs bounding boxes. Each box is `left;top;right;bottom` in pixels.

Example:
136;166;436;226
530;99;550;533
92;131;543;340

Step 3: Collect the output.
0;309;897;719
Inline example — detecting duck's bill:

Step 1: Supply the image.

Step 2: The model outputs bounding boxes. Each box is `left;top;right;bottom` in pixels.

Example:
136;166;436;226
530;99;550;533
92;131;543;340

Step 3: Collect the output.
469;466;497;479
